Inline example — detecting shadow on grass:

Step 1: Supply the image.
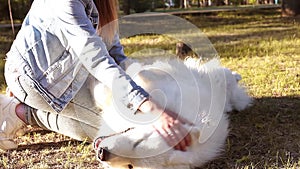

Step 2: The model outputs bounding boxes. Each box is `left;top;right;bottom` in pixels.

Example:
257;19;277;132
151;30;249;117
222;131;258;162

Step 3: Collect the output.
16;140;84;151
13;128;89;152
201;96;300;168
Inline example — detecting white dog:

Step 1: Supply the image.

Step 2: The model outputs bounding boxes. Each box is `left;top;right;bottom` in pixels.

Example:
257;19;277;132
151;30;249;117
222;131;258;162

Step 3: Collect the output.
92;58;252;169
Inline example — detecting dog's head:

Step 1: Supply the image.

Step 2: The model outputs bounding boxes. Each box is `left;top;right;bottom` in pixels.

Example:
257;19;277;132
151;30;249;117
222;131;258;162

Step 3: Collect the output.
93;133;137;169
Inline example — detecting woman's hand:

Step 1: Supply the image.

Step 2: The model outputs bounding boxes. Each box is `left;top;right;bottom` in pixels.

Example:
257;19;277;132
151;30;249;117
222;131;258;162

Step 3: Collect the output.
139;100;192;151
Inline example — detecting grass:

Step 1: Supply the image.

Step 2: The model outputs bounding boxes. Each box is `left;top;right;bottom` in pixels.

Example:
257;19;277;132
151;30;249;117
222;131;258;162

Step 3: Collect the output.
0;8;300;168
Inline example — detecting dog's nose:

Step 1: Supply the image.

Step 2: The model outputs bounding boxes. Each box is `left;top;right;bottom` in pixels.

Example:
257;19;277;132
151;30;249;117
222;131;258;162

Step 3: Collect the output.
128;164;133;169
97;147;110;161
94;136;110;161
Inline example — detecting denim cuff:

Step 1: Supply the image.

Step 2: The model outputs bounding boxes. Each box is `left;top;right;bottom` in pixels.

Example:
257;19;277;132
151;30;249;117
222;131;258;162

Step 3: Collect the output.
126;86;149;112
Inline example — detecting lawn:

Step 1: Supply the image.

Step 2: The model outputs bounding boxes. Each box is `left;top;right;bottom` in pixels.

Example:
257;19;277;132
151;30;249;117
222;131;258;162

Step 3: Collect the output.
0;8;299;168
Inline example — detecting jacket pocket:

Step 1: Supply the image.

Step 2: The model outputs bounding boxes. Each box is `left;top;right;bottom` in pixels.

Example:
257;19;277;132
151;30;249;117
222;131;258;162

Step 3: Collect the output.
40;49;81;98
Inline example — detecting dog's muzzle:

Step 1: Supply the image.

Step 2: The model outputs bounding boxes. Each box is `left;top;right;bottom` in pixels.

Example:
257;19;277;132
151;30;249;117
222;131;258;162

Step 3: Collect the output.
94;136;110;161
93;127;135;162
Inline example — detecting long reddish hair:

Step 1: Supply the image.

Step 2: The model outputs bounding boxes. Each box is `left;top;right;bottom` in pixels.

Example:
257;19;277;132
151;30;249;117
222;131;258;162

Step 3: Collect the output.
94;0;119;44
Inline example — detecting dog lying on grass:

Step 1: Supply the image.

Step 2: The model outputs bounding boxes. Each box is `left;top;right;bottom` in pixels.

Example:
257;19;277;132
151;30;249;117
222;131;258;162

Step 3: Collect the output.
92;58;252;169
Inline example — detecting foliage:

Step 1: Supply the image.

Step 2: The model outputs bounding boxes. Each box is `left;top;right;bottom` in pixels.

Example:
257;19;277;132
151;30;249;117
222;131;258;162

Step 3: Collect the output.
121;0;165;13
130;0;152;13
0;0;32;21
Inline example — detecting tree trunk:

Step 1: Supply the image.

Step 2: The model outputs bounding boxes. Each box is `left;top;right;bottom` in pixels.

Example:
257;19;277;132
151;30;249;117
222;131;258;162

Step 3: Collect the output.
282;0;300;16
224;0;229;5
179;0;184;8
123;0;130;15
215;0;224;6
8;0;15;36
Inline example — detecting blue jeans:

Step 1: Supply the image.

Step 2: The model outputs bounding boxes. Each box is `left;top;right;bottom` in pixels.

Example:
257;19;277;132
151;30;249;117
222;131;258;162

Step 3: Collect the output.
5;53;103;142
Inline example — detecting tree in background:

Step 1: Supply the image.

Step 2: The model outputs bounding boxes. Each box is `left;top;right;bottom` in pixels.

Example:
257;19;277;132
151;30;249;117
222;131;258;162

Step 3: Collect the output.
0;0;31;21
122;0;130;15
179;0;184;8
282;0;300;16
119;0;281;12
121;0;165;14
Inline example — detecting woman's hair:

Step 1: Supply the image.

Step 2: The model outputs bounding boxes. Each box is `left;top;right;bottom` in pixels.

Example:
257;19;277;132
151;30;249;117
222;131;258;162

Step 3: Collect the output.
94;0;119;44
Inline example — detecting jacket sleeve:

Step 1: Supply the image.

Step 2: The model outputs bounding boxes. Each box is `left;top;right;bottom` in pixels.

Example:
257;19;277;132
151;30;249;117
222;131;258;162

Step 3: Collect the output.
53;0;149;112
108;34;127;65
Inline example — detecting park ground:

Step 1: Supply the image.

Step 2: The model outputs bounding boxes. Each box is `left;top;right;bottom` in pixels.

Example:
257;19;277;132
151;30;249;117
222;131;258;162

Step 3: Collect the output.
0;8;299;169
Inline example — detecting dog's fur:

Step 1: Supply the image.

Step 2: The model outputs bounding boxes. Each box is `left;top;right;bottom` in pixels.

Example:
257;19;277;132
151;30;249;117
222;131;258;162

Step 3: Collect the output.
92;58;252;169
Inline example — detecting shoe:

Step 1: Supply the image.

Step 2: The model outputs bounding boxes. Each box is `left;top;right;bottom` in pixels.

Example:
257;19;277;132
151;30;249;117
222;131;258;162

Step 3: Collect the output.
0;94;26;150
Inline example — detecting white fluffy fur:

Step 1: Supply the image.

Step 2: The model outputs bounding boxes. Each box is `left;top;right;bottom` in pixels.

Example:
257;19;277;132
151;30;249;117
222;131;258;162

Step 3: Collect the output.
92;58;252;169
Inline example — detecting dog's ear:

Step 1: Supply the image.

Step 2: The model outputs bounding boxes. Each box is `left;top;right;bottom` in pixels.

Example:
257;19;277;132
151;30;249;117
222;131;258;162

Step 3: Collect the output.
232;71;242;82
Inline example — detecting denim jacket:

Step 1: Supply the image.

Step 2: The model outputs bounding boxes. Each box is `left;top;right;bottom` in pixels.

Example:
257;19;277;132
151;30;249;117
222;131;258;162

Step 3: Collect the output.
7;0;149;112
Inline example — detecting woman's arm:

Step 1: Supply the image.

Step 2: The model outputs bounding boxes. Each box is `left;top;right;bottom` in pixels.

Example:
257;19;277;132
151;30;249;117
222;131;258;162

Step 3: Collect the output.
54;0;149;112
108;34;128;65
